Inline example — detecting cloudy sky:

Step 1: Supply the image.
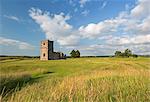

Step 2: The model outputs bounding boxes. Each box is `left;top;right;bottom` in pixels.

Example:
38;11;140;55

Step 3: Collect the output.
0;0;150;56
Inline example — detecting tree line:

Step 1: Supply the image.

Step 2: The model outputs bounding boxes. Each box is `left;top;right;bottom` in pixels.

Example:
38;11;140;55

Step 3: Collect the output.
115;49;138;58
69;49;138;58
70;50;80;58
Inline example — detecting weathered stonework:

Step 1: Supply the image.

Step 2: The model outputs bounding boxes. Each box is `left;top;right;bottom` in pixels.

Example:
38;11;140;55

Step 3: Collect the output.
40;40;65;60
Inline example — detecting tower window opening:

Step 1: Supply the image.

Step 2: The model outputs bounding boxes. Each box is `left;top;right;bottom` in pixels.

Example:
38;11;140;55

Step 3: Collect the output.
43;43;45;45
43;53;45;57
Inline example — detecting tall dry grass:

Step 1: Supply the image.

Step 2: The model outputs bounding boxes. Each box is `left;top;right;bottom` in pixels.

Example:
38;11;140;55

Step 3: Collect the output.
0;57;150;102
5;67;150;102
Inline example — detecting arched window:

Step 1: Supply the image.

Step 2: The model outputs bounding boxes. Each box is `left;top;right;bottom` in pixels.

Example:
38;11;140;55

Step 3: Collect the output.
43;53;45;57
43;43;45;45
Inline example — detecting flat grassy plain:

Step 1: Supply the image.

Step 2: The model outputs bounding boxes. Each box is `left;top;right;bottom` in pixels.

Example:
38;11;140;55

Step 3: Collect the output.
0;57;150;102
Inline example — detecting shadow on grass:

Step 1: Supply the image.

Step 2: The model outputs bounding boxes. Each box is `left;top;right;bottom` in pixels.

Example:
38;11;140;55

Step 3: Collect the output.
43;71;54;74
0;71;54;98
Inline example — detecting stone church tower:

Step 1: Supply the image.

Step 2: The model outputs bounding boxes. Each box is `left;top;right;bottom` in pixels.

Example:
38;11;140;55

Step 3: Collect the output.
40;40;65;60
40;40;53;60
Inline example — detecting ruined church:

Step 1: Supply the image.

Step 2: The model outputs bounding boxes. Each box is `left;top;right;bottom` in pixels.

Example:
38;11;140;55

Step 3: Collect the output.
40;40;65;60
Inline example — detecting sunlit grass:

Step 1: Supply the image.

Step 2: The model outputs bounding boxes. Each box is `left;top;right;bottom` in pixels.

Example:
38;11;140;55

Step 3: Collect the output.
0;57;150;102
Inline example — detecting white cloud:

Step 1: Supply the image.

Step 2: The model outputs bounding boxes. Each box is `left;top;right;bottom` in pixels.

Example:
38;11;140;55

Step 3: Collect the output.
130;0;150;19
102;34;150;45
80;43;150;55
86;34;150;55
138;16;150;34
81;10;89;16
57;35;79;46
79;0;150;39
29;8;79;46
77;0;150;55
0;37;34;50
29;0;150;55
4;15;20;22
74;34;150;55
79;18;126;38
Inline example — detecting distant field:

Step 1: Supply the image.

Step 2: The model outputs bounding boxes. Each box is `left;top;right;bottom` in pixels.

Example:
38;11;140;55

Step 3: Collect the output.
0;57;150;102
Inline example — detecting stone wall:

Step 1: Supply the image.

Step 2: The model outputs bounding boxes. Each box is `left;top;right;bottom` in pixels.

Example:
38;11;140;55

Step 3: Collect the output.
40;40;65;60
40;40;49;60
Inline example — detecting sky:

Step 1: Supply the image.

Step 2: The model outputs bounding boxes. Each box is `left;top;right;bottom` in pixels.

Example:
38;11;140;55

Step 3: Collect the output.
0;0;150;56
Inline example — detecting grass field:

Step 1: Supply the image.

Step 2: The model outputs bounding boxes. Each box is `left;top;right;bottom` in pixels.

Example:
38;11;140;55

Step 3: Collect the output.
0;57;150;102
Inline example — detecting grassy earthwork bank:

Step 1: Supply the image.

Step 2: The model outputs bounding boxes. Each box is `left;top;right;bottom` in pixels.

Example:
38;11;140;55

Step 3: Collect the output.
0;57;150;102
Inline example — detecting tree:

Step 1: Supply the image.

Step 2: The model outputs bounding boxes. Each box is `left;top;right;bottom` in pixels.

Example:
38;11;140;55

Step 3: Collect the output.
70;50;80;58
115;51;122;57
114;48;137;58
124;49;132;57
70;50;76;58
76;50;80;58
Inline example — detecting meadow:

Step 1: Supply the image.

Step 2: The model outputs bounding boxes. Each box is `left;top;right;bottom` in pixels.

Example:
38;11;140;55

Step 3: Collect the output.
0;57;150;102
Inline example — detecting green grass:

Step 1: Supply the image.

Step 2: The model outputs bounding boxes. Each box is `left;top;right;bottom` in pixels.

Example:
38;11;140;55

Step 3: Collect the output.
0;57;150;102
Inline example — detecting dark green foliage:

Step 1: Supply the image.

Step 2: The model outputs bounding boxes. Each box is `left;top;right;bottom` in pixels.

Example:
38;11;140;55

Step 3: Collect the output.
124;49;132;57
115;51;122;57
70;50;80;58
114;49;138;58
70;50;76;58
76;50;80;58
